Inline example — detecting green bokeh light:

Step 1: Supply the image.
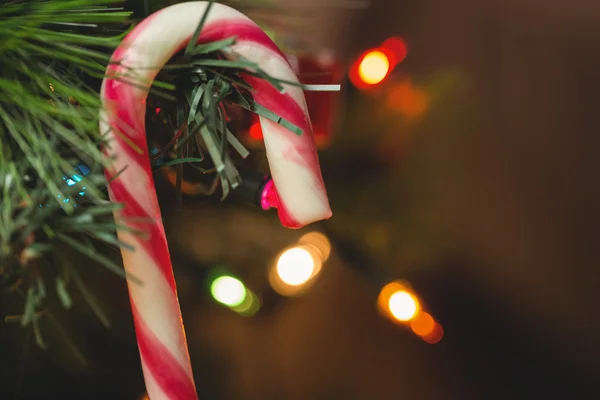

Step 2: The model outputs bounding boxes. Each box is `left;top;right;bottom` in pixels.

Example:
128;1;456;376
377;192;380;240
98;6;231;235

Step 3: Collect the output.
231;290;261;317
210;276;247;307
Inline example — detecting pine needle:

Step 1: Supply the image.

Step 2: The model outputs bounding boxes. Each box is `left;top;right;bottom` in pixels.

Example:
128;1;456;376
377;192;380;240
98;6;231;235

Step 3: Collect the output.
0;0;131;345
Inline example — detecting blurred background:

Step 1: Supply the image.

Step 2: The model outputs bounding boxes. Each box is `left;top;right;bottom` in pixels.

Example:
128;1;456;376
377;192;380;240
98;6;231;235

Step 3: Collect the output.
2;0;600;398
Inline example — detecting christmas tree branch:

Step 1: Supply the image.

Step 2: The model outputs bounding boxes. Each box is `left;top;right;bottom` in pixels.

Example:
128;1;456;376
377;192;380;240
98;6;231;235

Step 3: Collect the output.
0;0;132;333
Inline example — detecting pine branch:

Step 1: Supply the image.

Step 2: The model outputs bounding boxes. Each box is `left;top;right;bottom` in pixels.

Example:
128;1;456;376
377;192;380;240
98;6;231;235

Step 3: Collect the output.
0;0;132;334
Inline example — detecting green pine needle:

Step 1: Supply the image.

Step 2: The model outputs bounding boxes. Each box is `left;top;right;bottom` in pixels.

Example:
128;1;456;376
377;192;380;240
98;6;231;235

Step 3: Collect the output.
0;0;132;347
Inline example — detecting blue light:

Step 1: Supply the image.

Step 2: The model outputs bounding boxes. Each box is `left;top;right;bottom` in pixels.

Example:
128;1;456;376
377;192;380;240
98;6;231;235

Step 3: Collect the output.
150;147;167;168
44;163;93;207
63;173;83;187
61;163;90;192
76;163;90;176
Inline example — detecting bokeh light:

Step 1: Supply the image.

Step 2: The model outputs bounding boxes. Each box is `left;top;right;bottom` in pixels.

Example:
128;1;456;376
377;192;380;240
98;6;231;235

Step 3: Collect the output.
249;121;263;140
350;38;408;90
381;37;408;66
230;290;262;317
276;247;317;286
298;231;332;262
210;276;247;307
269;244;324;297
377;281;443;344
377;281;420;323
358;50;390;85
385;80;429;118
388;290;419;322
421;323;444;345
410;311;435;337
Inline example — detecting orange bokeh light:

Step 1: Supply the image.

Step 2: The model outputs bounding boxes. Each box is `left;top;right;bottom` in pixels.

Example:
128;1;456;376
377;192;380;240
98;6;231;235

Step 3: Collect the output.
350;37;408;90
377;281;421;323
410;312;435;337
358;50;390;85
386;81;429;118
350;48;393;90
298;231;332;262
388;290;419;322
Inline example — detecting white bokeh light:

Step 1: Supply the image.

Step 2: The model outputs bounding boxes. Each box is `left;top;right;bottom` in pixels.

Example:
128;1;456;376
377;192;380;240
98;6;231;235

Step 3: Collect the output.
276;247;316;286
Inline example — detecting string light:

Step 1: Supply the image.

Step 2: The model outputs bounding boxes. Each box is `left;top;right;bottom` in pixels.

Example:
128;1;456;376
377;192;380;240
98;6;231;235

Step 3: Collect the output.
36;163;90;208
209;273;261;317
276;247;317;286
358;50;390;85
349;37;408;90
268;233;330;297
204;233;445;345
249;121;263;140
377;280;443;344
260;179;278;210
210;276;247;307
388;290;419;322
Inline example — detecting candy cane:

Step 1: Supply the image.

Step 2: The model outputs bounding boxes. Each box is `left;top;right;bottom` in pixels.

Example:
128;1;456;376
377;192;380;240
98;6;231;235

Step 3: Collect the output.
99;2;331;399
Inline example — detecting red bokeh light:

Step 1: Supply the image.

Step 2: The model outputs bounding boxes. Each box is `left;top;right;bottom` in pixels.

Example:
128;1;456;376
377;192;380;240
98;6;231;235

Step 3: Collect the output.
349;37;408;90
349;48;391;90
421;323;444;344
381;37;407;67
249;121;263;140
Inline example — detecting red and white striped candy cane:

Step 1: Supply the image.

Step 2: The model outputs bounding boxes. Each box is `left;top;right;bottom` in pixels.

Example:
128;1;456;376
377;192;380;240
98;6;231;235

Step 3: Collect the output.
100;2;331;399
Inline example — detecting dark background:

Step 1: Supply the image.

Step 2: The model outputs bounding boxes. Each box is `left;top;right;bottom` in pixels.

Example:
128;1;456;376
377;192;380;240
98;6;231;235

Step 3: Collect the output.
2;0;600;398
